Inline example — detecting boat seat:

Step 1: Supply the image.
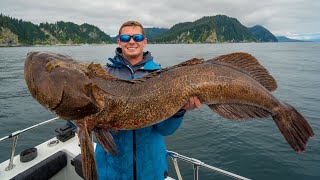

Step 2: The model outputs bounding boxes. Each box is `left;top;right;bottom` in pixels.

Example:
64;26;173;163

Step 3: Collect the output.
72;154;84;179
11;151;67;180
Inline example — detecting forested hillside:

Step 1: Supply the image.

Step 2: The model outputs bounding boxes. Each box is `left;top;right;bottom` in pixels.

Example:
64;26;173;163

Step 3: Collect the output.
0;14;113;46
248;25;277;42
151;15;277;43
0;14;46;45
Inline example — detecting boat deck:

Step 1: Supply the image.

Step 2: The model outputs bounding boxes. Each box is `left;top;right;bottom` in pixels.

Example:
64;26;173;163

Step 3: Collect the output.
0;135;82;179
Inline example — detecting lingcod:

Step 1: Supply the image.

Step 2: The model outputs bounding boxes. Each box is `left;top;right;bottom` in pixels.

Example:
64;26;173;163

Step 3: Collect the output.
24;52;314;180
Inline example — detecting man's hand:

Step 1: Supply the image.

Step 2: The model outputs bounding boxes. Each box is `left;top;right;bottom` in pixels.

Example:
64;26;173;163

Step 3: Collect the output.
182;97;201;111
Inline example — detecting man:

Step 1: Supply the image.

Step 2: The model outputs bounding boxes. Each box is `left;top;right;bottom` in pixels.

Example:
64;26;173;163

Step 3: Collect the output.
95;21;201;180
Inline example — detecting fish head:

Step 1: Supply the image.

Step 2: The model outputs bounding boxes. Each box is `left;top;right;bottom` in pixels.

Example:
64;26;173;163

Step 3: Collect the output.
24;52;99;120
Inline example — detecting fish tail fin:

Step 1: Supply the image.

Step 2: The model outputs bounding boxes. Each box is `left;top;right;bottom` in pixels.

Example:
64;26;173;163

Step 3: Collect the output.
272;102;314;153
79;124;98;180
94;128;117;156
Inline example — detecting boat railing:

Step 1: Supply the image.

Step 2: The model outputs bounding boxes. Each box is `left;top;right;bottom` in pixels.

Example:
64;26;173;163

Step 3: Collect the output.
167;151;250;180
1;117;250;180
0;117;60;171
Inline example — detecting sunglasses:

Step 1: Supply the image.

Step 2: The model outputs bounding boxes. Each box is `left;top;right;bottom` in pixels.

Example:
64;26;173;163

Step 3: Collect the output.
119;34;145;42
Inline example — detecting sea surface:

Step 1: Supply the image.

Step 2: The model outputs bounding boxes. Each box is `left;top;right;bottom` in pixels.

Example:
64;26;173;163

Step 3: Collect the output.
0;43;319;180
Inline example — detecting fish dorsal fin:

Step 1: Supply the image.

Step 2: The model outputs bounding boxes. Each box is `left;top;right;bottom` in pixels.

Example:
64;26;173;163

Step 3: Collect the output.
87;62;134;83
209;52;277;92
208;103;271;120
131;58;204;83
87;63;121;80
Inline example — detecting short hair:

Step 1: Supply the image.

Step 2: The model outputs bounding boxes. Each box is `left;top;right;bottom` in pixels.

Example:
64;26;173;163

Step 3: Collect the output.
118;21;145;36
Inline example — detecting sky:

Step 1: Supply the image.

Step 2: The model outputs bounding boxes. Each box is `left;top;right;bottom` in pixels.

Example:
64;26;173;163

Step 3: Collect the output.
1;0;319;40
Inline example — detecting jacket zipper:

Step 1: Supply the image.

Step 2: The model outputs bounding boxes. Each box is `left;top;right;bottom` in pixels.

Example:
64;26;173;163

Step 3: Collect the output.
127;64;137;180
126;65;135;79
133;130;137;180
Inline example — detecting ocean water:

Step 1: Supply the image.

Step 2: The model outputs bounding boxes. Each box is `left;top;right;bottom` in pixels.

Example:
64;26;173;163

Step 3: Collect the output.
0;43;319;179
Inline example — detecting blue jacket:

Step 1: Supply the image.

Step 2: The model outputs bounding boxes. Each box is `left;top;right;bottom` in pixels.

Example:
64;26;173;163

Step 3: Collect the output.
95;48;185;180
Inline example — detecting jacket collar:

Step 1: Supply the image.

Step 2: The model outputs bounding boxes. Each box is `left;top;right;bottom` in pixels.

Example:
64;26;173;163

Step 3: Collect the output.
107;47;161;71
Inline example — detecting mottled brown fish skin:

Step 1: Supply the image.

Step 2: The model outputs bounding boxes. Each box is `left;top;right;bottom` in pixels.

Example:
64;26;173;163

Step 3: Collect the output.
24;52;314;180
104;62;274;129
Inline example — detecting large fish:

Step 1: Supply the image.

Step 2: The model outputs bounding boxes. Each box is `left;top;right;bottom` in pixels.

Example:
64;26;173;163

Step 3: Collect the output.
24;52;314;180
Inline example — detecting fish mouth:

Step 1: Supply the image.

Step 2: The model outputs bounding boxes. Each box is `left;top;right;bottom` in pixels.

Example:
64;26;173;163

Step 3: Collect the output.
24;52;64;109
25;52;100;120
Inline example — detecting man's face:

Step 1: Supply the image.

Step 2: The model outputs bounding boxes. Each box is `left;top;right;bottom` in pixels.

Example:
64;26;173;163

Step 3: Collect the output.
118;26;147;63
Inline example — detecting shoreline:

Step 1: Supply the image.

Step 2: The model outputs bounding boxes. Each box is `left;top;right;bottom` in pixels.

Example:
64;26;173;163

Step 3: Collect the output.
0;43;116;48
1;41;317;48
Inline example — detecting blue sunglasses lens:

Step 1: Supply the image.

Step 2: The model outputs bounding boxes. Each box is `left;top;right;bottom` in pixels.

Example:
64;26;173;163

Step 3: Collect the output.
132;34;145;42
119;35;131;42
120;34;144;42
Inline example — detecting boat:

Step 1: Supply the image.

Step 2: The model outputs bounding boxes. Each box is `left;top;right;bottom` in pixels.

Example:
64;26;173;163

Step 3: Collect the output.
0;117;250;180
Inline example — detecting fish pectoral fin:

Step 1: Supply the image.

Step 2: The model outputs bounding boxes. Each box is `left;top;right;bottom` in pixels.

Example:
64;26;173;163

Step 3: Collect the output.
208;103;270;120
80;125;97;180
94;128;117;156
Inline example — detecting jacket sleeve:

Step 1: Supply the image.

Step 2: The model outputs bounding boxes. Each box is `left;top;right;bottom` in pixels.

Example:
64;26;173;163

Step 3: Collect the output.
153;110;186;136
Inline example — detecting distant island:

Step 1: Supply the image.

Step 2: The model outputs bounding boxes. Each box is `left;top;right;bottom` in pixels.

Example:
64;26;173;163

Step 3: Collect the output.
0;13;311;47
276;36;309;42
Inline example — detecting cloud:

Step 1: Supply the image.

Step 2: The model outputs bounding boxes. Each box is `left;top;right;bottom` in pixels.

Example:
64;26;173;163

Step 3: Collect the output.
1;0;319;38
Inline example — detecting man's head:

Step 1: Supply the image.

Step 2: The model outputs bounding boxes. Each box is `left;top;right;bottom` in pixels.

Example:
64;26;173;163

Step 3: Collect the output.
118;21;147;65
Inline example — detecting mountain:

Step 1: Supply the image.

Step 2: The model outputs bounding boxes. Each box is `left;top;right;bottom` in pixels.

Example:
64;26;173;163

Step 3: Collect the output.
39;21;113;44
144;28;169;42
0;14;47;45
151;15;276;43
248;25;278;42
276;36;309;42
0;14;113;46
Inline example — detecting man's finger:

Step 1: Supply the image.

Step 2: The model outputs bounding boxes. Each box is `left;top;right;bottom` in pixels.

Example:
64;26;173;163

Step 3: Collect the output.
189;97;195;106
194;97;201;108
